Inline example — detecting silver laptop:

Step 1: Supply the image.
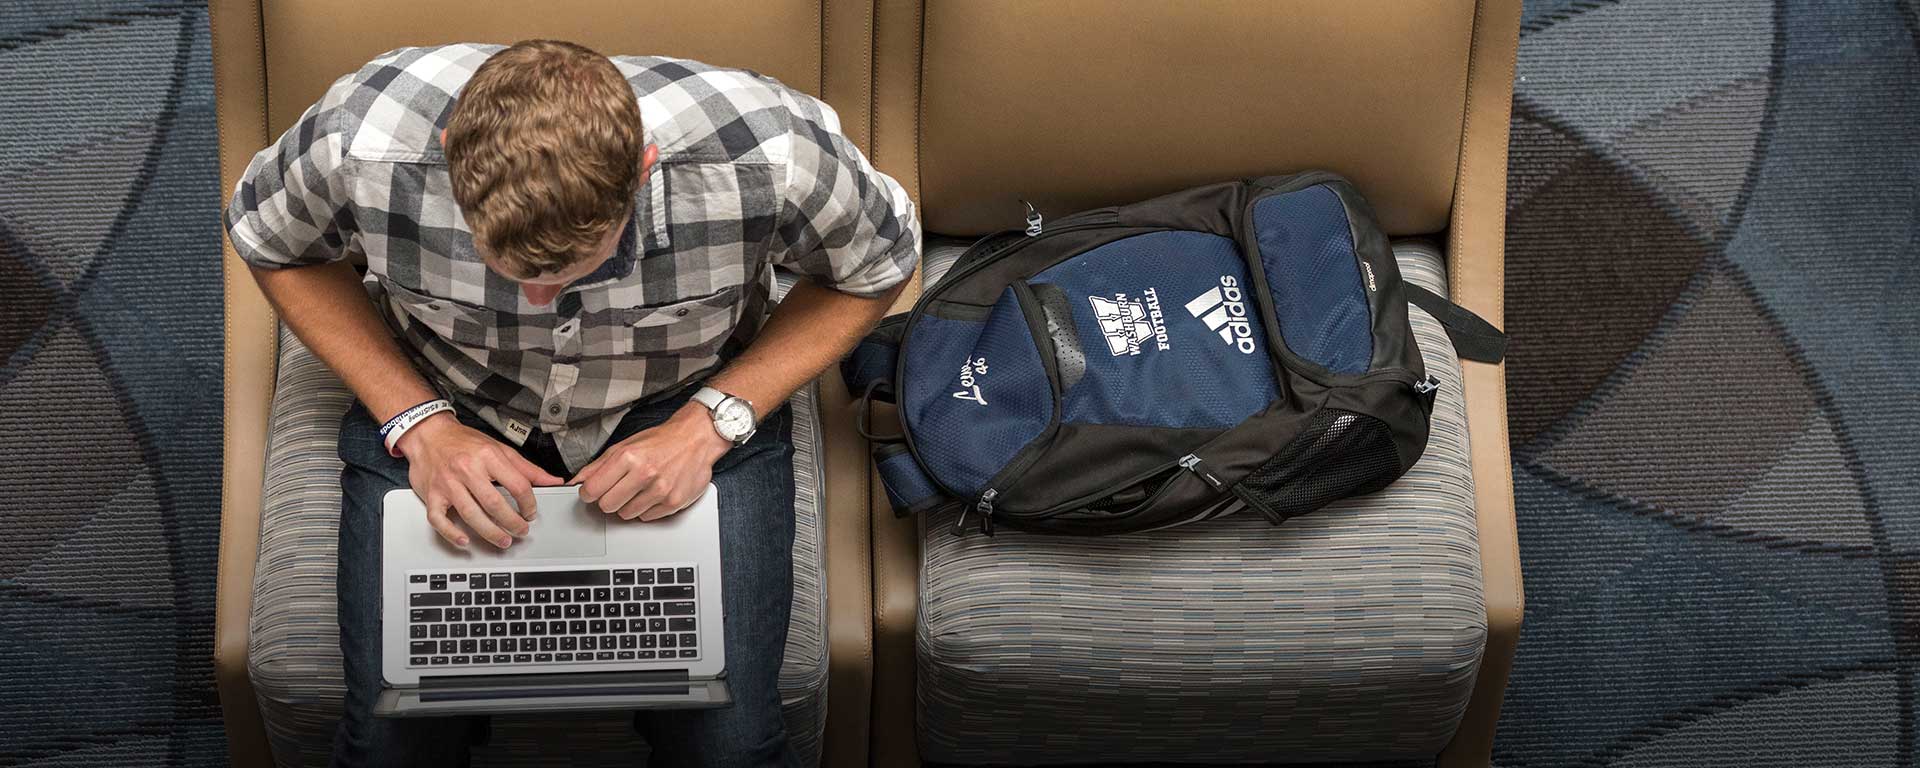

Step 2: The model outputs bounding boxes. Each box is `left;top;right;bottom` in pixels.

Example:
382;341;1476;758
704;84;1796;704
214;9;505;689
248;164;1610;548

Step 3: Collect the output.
376;484;728;716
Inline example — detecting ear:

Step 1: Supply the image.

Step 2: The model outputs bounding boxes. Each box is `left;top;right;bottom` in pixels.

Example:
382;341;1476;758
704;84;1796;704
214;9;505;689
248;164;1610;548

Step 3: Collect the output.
639;143;660;181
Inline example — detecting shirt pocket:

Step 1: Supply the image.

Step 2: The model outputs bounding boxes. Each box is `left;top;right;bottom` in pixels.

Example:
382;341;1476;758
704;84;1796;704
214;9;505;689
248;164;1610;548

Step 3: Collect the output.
617;285;742;358
382;280;528;351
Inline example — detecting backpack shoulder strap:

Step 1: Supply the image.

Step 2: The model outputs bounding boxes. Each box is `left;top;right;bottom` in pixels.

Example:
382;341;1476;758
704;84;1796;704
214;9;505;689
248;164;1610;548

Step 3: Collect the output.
1402;283;1508;364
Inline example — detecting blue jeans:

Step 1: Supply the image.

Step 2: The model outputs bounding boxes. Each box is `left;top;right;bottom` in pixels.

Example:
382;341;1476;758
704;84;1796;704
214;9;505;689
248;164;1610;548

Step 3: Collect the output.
331;388;798;767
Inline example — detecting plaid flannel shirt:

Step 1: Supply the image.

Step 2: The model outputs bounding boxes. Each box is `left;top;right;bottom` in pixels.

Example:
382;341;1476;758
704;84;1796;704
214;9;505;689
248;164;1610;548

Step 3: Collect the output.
226;45;920;471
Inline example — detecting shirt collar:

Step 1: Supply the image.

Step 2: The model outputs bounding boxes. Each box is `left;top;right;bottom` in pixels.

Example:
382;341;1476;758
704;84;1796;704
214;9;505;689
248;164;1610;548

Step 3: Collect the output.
565;210;639;291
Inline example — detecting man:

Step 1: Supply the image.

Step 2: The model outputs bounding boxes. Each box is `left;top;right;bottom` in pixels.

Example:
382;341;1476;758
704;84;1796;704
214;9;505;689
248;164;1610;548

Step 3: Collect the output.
225;40;918;767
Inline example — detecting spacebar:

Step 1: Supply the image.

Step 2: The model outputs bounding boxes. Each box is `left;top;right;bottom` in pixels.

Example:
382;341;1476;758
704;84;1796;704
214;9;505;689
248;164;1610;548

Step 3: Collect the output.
514;569;610;588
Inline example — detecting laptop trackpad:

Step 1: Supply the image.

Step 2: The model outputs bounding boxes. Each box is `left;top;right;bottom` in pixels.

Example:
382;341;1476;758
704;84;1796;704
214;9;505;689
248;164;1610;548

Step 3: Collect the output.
493;498;607;560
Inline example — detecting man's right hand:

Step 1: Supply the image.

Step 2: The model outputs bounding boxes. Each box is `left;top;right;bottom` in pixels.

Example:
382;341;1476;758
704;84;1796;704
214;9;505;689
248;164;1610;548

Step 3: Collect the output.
397;413;564;549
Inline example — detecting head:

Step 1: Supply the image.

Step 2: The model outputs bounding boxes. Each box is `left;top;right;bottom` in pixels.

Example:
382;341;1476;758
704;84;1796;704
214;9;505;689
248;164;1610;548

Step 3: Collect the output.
443;39;659;306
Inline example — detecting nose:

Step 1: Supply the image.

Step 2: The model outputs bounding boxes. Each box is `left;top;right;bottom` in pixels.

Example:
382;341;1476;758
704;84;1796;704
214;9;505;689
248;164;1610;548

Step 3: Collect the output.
522;282;564;306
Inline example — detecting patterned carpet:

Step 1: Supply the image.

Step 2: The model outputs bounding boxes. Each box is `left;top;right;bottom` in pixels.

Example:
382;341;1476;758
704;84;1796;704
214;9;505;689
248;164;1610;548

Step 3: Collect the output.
1494;0;1920;765
0;1;228;765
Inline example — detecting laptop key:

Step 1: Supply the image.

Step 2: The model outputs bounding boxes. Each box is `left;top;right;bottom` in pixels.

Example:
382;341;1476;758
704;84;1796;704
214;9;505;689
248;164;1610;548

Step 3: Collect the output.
500;638;516;652
661;634;676;648
485;607;502;621
430;578;446;591
664;602;696;616
448;624;466;638
596;651;615;661
431;656;449;665
644;603;662;617
535;654;553;663
618;651;635;660
411;625;428;639
570;620;587;635
515;590;532;604
510;622;528;636
430;624;447;639
594;588;611;602
409;574;427;583
635;569;655;585
676;568;695;584
410;592;451;607
613;570;635;585
494;654;511;664
679;650;698;659
623;603;644;617
620;634;637;649
504;606;522;621
649;618;667;633
465;608;483;622
584;604;601;619
411;656;428;666
454;591;472;606
541;637;557;652
680;634;697;648
410;641;436;654
639;635;657;649
527;622;544;636
469;572;486;586
590;620;607;634
471;656;489;664
439;640;458;654
614;588;631;601
489;574;512;589
549;621;566;635
669;618;695;632
634;587;651;601
556;653;573;662
553;589;570;603
534;589;552;603
654;585;693;600
493;590;511;604
599;635;617;650
610;619;627;633
513;654;532;663
460;640;477;654
573;588;592;602
544;606;563;619
656;568;674;584
637;650;656;659
474;591;491;605
482;639;497;653
564;604;581;619
561;637;578;651
469;623;486;638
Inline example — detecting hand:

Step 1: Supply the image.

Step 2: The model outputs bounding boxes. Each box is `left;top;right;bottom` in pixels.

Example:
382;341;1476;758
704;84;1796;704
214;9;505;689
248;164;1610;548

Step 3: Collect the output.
572;402;731;521
397;412;565;549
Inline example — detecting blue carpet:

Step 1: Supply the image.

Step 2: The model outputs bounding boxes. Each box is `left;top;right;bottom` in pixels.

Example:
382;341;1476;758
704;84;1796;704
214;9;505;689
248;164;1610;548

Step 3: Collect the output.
1496;0;1920;764
0;1;227;765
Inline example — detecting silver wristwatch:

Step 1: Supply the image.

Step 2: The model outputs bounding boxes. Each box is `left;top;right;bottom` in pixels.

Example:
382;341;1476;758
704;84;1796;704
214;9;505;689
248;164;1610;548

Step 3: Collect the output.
691;386;757;446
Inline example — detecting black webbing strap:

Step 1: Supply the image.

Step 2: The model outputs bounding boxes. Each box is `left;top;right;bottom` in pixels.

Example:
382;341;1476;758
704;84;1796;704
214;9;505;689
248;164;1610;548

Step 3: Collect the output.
1403;283;1508;364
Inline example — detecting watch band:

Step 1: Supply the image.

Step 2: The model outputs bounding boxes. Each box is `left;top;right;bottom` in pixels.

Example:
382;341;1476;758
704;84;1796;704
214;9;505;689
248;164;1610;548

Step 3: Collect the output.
691;386;728;412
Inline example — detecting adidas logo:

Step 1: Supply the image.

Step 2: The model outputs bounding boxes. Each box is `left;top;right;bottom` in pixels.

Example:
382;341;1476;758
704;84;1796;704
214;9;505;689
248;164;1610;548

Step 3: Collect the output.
1185;277;1257;354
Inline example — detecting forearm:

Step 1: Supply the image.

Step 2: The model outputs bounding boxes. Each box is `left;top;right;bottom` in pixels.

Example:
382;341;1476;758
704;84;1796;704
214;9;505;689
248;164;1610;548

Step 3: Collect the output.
705;278;908;416
249;261;440;424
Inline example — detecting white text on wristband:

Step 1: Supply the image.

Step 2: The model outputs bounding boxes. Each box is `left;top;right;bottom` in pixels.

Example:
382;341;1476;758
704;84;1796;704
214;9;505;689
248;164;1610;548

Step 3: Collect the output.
382;399;453;458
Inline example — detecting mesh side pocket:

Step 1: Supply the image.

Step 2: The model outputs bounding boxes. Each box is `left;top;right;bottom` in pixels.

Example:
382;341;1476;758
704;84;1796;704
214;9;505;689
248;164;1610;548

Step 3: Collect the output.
1234;408;1402;522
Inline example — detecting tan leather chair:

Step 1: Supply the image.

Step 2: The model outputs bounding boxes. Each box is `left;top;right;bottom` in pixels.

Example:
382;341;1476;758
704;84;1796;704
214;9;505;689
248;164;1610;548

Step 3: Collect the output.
856;1;1522;765
210;2;885;764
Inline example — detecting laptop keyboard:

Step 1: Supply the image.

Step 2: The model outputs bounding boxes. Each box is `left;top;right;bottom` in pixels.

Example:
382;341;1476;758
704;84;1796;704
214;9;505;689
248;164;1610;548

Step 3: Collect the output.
404;565;702;668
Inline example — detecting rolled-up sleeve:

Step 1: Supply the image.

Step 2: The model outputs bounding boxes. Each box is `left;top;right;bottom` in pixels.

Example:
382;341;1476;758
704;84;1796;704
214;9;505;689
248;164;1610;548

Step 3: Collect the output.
770;90;921;298
224;94;353;270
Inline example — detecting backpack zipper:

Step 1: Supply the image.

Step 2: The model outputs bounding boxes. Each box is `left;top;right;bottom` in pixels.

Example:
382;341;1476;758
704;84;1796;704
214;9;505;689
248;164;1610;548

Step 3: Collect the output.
955;488;998;536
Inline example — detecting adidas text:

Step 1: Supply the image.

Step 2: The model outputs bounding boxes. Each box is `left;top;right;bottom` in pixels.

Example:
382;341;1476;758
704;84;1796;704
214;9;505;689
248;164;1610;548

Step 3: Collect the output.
1185;276;1257;354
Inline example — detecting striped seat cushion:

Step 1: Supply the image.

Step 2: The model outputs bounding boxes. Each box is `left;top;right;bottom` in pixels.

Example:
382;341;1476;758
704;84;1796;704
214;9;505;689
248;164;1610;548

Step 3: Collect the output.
247;273;829;767
914;239;1485;765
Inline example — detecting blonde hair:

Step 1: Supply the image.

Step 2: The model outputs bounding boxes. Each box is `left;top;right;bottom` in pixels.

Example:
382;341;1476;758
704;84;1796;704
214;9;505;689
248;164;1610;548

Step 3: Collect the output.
444;39;643;279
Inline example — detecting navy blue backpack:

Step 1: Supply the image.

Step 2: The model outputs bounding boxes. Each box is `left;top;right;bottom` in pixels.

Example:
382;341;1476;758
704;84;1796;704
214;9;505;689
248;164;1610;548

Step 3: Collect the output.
844;172;1505;535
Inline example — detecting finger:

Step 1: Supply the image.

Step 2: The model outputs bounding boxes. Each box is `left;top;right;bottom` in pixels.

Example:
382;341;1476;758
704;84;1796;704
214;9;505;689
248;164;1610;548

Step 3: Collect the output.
570;457;604;490
463;466;528;539
494;460;539;521
576;459;614;504
510;452;565;487
423;496;469;547
448;484;513;549
621;482;672;521
639;483;697;521
600;465;655;516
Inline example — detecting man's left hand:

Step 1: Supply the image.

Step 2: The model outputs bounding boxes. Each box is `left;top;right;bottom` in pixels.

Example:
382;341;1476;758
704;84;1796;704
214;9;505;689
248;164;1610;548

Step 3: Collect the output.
572;402;732;520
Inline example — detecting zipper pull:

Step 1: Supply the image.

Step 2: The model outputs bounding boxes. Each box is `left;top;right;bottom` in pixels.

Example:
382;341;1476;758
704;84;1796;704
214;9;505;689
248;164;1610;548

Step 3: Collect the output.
1413;374;1440;395
1022;200;1043;236
956;488;998;535
1179;453;1224;490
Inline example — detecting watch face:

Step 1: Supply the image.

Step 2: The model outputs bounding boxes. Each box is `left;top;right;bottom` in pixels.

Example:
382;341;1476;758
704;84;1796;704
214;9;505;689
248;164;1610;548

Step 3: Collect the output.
715;399;755;440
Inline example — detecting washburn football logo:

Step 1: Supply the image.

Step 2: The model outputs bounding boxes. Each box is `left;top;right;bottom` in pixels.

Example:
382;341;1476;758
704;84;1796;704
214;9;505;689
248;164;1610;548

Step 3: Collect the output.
1185;276;1257;354
1087;289;1171;356
952;357;989;406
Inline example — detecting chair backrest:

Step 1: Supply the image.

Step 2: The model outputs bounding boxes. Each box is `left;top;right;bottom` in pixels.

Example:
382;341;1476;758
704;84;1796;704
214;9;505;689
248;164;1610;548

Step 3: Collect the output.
891;0;1483;238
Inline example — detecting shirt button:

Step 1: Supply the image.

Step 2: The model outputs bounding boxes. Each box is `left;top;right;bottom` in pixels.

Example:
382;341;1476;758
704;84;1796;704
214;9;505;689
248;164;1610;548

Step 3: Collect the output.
548;404;562;415
675;308;689;317
427;302;443;311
